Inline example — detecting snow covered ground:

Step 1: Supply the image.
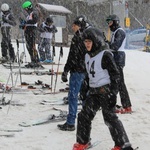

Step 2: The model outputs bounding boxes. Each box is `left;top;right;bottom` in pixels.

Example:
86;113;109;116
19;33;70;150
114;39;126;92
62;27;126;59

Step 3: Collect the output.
0;42;150;150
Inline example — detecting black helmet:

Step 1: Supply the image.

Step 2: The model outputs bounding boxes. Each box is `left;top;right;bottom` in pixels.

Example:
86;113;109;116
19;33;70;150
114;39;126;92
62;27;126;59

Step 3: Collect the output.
106;14;120;31
73;15;87;29
106;14;120;22
82;27;106;55
46;16;53;24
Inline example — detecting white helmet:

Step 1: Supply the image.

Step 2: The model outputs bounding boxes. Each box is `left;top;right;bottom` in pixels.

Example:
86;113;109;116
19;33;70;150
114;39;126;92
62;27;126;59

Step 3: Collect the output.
1;3;9;12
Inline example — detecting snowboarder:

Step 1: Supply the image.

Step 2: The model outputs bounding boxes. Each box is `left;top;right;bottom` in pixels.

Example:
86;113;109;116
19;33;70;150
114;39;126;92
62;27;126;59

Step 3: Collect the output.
105;14;132;114
21;1;41;68
38;16;57;63
72;27;134;150
57;15;88;131
0;3;16;63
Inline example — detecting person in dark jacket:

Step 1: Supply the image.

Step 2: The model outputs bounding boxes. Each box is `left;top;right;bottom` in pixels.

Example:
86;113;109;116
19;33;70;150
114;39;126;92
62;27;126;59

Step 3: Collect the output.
57;16;87;131
105;14;132;114
21;1;41;68
38;16;57;63
0;3;16;63
72;27;134;150
78;17;92;105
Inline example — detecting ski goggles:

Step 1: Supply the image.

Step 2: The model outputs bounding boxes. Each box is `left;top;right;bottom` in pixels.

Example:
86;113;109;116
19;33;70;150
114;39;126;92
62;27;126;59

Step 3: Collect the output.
106;19;113;25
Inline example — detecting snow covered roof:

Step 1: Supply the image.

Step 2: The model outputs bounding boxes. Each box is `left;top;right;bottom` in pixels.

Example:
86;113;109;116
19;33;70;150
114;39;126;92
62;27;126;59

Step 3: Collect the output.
38;3;72;14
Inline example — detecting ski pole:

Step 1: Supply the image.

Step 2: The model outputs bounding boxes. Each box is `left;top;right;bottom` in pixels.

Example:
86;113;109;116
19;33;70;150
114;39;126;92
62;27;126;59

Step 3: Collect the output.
50;45;55;92
129;12;144;27
7;90;14;114
53;45;63;93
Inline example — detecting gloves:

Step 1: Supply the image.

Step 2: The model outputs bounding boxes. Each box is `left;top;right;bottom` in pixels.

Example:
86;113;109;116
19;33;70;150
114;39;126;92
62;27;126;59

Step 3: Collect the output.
19;24;25;29
107;93;117;108
19;20;26;29
61;72;68;82
2;15;8;23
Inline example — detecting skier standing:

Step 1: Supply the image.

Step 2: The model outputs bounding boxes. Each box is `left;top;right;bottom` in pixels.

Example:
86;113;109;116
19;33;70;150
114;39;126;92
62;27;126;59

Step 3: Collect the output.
72;27;134;150
0;3;16;63
38;16;57;63
105;14;132;114
21;1;40;67
57;15;88;131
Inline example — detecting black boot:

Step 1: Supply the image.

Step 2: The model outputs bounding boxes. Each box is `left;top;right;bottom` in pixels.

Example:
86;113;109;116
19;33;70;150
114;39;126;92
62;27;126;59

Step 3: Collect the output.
57;122;75;131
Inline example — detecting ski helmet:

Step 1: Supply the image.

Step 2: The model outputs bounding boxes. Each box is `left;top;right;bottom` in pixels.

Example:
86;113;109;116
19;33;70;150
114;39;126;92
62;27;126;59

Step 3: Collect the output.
73;15;87;29
82;27;106;54
106;14;120;31
1;3;9;12
46;16;53;24
22;1;32;9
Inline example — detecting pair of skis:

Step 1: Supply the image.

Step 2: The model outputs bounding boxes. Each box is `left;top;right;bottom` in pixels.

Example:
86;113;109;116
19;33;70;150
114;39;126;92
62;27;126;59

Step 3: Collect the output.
2;52;25;69
19;112;67;127
0;127;23;137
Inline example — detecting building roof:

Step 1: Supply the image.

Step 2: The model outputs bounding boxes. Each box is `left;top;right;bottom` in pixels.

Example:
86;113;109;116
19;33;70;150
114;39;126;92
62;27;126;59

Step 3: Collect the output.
38;3;72;14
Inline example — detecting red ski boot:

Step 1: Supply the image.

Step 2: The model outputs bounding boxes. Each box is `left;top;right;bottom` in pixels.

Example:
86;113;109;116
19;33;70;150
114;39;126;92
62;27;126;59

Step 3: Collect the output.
72;143;90;150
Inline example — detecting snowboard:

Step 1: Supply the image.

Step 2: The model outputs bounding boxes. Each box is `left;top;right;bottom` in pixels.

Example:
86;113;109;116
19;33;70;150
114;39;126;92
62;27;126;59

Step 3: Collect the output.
19;113;67;127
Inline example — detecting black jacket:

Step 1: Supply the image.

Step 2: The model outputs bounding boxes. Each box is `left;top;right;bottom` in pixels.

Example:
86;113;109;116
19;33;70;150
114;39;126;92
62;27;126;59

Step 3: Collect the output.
24;9;39;33
109;27;126;67
64;30;86;73
0;11;16;27
38;22;57;33
102;51;120;95
109;27;125;51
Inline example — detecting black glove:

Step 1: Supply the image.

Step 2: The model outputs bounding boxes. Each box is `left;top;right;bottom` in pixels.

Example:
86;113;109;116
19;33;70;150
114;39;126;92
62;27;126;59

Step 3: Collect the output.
2;15;8;23
61;72;68;82
107;93;117;108
19;20;26;29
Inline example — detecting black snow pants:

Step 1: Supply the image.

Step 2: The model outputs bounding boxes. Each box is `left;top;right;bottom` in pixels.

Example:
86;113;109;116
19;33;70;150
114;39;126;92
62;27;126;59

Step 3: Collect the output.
1;26;15;61
24;27;39;63
76;88;130;147
117;66;132;108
